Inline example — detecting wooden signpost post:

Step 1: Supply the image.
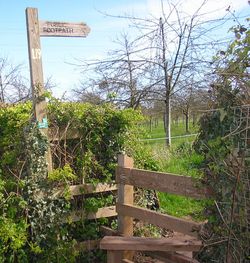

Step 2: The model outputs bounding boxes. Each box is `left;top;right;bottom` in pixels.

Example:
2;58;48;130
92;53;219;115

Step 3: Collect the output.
26;7;90;172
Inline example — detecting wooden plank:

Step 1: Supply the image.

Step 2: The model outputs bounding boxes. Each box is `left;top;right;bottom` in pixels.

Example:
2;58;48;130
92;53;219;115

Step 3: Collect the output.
116;167;211;199
26;8;52;172
100;236;202;252
116;204;202;237
68;206;117;222
117;154;134;261
48;127;80;141
39;20;90;37
100;226;119;236
53;183;117;197
148;251;200;263
74;239;100;251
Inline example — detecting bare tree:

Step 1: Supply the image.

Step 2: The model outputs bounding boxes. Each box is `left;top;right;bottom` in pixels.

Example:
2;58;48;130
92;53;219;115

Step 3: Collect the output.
74;33;157;109
0;57;30;103
125;0;228;145
173;84;211;133
76;1;239;146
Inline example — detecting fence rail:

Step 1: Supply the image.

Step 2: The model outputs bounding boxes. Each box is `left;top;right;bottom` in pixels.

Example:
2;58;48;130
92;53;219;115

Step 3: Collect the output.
54;183;117;197
116;167;210;199
140;133;198;141
116;204;202;238
69;206;117;222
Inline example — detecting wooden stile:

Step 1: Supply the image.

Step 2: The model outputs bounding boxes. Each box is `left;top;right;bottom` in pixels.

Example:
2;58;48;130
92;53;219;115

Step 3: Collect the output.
116;167;211;199
116;204;202;238
99;154;206;262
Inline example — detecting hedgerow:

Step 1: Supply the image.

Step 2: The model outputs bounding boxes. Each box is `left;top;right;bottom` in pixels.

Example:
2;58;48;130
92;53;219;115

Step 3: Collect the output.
195;20;250;262
0;100;157;262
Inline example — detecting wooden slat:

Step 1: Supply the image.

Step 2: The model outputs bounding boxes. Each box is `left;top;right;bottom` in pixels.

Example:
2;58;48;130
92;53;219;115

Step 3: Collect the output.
116;167;211;199
68;206;117;222
148;251;200;263
53;183;117;197
75;239;100;251
100;236;202;252
116;204;202;237
100;226;119;236
48;127;80;141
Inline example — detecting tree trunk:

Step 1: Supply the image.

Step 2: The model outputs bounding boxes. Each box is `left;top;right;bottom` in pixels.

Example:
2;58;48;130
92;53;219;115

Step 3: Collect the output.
0;75;4;103
192;113;197;126
165;96;171;146
185;112;189;133
149;116;152;132
163;112;166;131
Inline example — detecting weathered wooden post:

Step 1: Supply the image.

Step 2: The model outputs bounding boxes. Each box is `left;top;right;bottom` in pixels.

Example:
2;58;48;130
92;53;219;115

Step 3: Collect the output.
26;7;90;172
117;154;134;261
26;7;53;172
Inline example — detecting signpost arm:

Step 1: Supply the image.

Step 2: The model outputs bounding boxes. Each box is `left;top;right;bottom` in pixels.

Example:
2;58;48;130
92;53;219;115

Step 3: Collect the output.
26;7;52;172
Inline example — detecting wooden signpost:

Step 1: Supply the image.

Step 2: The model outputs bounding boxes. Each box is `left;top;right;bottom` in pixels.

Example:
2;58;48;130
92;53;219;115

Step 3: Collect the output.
39;21;90;37
26;8;90;172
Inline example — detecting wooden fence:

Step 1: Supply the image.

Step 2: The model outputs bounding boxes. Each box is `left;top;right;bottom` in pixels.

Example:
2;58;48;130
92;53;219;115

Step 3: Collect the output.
100;154;211;263
47;124;210;262
57;153;211;262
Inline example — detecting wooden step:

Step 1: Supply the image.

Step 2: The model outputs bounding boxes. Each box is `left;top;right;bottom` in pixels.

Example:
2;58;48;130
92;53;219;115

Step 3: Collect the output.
100;236;202;252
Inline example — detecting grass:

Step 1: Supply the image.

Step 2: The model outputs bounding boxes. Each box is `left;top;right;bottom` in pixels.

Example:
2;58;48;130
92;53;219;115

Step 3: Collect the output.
140;119;209;222
153;144;208;222
157;192;208;221
142;119;199;139
141;120;199;147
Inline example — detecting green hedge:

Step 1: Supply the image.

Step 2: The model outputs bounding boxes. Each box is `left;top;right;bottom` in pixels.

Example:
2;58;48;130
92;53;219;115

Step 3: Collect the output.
0;101;157;262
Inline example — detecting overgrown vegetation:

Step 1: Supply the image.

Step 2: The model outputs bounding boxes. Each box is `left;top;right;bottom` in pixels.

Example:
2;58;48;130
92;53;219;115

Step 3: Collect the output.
194;19;250;262
0;100;158;262
140;119;206;221
149;142;207;221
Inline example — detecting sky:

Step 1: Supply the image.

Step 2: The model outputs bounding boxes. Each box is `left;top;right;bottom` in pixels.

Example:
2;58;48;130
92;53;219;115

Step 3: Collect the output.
0;0;249;99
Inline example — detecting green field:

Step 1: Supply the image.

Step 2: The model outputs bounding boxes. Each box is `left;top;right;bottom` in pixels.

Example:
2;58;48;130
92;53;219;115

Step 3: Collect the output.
141;119;199;147
141;119;208;222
